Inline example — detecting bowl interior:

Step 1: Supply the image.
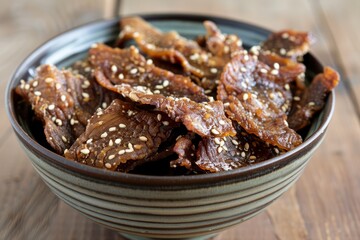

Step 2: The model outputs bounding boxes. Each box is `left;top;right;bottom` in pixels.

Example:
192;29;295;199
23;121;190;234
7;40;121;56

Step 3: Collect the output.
6;14;334;186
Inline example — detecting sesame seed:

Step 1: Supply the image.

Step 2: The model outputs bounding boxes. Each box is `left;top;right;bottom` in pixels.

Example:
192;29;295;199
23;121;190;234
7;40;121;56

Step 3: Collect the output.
223;145;228;151
243;93;249;101
134;144;142;150
231;139;239;145
154;90;160;94
61;136;67;142
119;123;126;128
240;67;247;72
284;120;289;127
55;119;62;126
189;53;199;60
260;68;268;74
271;69;279;75
224;102;230;107
274;63;280;69
269;92;275;99
108;155;115;160
244;55;249;61
284;84;290;90
80;148;90;154
129;92;139;101
146;59;153;65
244;143;250;151
86;138;93;144
155;85;164;89
91;43;98;48
45;78;53;83
34;91;41;96
24;84;30;90
162;121;169;126
211;128;220;135
61;95;66;102
32;81;38;87
241;151;246;157
163;80;169;87
111;65;118;73
157;114;162;121
101;132;108;138
130;68;138;74
219;140;225;147
102;102;107;109
118;73;124;79
64;149;69;154
249;155;257;160
48;104;55;110
105;163;112;168
55;83;61;89
217;147;223;153
274;148;280;154
280;48;286;55
115;138;121;144
139;136;148;142
118;149;125;155
308;102;315;106
294;96;301;101
210;68;218;74
109;127;116;132
219;120;226;125
223;46;230;53
214;138;221;145
82;92;90;99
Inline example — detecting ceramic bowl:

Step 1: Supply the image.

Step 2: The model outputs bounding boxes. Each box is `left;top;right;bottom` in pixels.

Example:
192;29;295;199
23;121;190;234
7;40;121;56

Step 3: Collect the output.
6;14;334;240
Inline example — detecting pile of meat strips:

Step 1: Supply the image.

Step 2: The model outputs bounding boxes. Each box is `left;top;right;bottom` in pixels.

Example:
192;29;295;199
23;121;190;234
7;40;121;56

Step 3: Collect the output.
15;17;339;174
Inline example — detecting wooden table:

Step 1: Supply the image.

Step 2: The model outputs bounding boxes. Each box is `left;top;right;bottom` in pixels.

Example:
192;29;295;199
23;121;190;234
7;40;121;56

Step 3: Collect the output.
1;0;359;239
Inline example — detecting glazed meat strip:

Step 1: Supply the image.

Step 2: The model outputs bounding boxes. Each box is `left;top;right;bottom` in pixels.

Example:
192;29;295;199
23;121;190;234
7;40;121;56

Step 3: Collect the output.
118;17;243;93
288;67;340;131
170;134;198;171
89;44;208;103
218;51;303;150
95;71;236;138
65;99;178;171
16;64;113;154
261;30;312;60
195;122;281;173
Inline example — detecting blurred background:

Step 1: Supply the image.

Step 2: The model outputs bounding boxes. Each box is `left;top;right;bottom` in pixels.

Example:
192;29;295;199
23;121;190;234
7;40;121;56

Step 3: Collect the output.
0;0;359;239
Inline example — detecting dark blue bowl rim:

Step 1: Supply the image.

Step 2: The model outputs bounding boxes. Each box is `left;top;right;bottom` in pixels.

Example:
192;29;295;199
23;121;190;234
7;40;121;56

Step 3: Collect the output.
6;13;335;187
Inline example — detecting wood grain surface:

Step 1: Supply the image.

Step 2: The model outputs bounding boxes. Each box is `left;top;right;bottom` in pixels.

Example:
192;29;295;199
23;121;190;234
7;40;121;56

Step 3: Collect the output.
0;0;359;239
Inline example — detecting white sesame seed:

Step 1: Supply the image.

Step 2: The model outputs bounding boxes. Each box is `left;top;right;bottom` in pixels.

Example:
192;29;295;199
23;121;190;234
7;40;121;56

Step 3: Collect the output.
111;65;118;73
101;132;108;138
139;136;148;142
108;155;115;160
115;138;121;144
240;67;247;72
86;138;93;144
109;127;116;132
32;81;38;87
269;92;275;99
45;78;53;83
210;68;218;74
294;96;300;101
130;68;138;74
146;59;153;65
162;121;169;126
105;163;112;168
118;149;125;155
260;68;268;74
155;85;164;89
154;90;160;94
232;139;239;145
211;128;220;135
55;119;62;126
244;143;250;151
102;102;107;109
271;69;279;75
217;147;223;153
157;114;162;121
214;138;221;145
284;120;289;127
274;63;280;69
119;123;126;128
280;48;286;55
249;155;257;160
48;104;55;110
80;148;90;154
118;73;124;79
82;92;90;99
61;136;67;142
189;53;199;60
244;55;249;61
64;149;69;154
241;151;246;158
284;84;290;90
34;91;41;96
55;83;61;89
243;93;249;101
308;102;315;106
274;148;280;154
61;95;66;102
163;80;169;87
219;120;226;125
134;144;142;150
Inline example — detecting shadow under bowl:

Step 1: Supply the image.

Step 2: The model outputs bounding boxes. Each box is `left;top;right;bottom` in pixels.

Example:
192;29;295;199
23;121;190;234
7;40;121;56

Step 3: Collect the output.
5;14;334;240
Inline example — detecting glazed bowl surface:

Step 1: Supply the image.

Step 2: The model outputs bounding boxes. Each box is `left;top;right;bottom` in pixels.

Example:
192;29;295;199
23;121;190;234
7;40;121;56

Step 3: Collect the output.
6;14;334;240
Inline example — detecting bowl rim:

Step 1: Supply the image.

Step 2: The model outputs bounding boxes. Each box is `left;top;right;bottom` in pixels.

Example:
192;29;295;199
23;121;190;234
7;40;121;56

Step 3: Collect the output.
5;13;335;187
